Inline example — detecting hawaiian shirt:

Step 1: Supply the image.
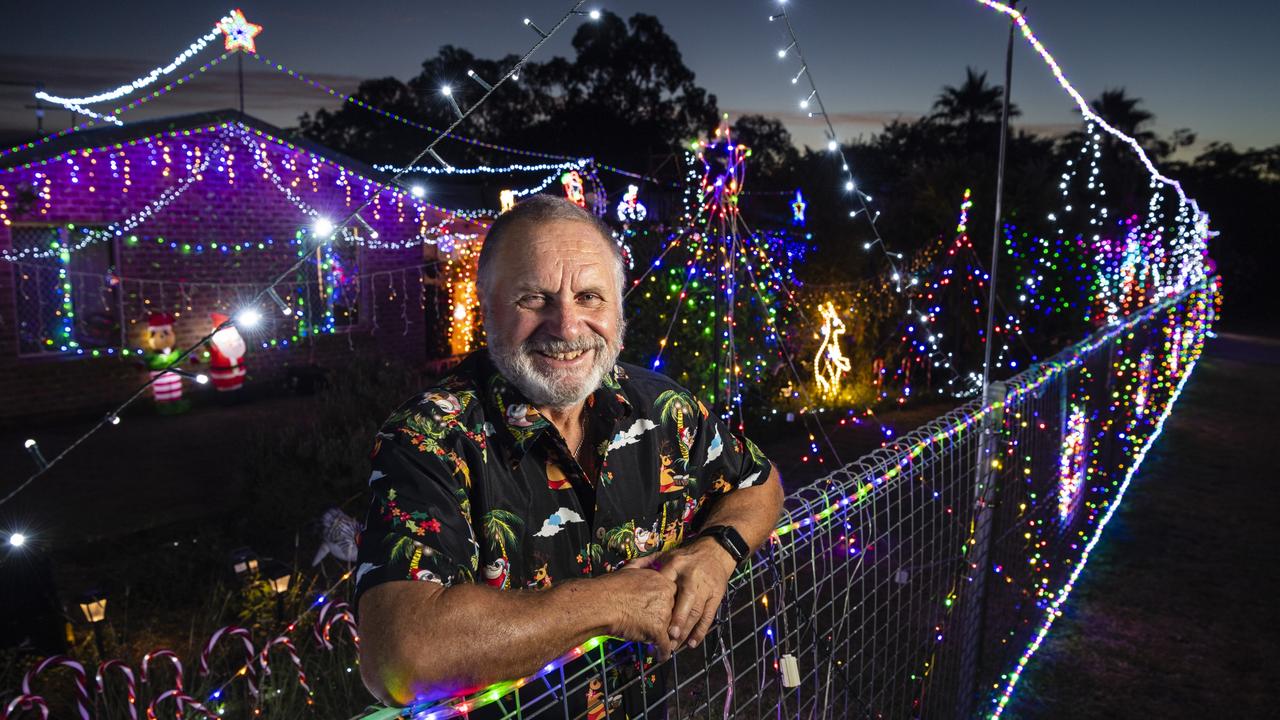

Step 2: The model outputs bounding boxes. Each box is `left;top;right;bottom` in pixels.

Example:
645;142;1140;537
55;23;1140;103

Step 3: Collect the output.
353;349;773;605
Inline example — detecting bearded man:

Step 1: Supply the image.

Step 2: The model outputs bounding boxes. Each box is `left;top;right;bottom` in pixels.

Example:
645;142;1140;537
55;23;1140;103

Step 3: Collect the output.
354;195;784;709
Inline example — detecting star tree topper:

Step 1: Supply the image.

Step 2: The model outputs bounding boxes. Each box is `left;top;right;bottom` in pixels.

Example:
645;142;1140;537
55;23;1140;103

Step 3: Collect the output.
219;9;263;53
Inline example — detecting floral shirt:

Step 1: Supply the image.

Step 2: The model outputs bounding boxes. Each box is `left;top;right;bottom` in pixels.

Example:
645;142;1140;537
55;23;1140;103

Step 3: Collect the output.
353;349;772;605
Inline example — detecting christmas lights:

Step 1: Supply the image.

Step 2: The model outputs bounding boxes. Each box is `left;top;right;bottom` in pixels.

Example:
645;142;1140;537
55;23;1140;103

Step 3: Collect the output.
34;26;220;108
766;2;905;287
615;184;647;223
813;301;851;397
217;9;263;54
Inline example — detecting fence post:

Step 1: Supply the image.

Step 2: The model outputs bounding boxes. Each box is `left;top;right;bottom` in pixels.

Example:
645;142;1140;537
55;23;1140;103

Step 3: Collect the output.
956;380;1006;719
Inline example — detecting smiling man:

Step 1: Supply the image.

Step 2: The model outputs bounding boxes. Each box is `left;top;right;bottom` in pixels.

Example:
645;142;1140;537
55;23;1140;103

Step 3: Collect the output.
354;195;784;711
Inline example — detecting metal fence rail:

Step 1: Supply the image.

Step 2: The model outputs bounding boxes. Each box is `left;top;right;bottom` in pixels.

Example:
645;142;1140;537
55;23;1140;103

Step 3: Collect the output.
380;279;1218;720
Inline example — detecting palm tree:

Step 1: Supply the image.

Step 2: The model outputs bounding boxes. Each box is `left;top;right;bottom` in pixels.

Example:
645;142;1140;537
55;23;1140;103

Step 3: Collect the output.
655;390;694;462
482;509;523;559
931;67;1020;127
1089;88;1157;147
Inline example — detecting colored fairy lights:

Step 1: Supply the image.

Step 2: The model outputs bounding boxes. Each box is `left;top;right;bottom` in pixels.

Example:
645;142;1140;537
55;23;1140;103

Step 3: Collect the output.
1056;405;1087;523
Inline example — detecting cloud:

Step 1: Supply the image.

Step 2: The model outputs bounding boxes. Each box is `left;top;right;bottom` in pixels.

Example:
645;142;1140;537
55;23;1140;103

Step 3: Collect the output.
609;418;657;452
534;507;585;538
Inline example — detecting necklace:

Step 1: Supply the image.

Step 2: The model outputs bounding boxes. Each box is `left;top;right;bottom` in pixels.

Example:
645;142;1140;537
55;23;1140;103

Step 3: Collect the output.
570;410;589;457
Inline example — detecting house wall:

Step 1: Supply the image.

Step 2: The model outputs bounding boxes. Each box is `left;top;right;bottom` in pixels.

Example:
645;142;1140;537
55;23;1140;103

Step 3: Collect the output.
0;121;475;427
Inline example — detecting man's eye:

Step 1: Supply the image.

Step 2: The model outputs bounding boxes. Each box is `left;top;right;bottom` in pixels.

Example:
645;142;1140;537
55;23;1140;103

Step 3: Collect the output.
517;295;546;308
579;293;604;306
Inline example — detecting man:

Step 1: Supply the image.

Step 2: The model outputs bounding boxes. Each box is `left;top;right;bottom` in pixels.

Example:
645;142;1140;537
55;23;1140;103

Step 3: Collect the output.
354;195;785;709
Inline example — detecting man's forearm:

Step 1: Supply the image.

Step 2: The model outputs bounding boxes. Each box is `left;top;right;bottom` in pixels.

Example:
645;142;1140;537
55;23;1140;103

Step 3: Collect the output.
701;464;785;552
360;578;609;706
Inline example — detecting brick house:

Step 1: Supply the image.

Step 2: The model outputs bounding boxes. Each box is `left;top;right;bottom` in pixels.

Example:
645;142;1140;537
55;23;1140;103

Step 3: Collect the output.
0;109;487;426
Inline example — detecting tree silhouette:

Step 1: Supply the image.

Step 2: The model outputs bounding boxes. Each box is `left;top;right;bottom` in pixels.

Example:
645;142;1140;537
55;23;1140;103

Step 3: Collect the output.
931;67;1020;128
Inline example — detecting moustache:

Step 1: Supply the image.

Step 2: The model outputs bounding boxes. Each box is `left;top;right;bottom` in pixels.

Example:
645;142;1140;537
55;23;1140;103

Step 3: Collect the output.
522;336;606;355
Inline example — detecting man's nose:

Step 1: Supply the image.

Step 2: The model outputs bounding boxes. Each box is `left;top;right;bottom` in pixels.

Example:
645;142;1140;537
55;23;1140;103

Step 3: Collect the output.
542;300;584;339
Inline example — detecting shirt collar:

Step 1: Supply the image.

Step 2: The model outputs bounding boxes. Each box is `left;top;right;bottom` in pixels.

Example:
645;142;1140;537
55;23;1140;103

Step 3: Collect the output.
474;349;633;465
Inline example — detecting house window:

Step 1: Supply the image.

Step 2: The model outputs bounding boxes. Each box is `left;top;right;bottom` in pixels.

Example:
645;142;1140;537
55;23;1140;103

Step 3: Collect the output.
12;225;121;355
297;239;360;335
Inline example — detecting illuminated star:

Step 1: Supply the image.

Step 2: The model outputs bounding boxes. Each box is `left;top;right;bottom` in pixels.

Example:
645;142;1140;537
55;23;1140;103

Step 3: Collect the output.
219;9;263;53
791;189;807;225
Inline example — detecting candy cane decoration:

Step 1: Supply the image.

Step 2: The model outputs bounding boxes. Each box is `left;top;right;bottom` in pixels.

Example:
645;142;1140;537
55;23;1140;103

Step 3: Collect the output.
197;625;258;701
97;659;139;720
321;609;360;651
21;656;90;720
141;648;186;716
258;636;313;697
146;690;218;720
2;695;49;720
312;600;348;647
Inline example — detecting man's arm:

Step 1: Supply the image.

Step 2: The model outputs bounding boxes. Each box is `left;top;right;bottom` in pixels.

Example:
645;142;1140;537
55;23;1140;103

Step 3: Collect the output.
358;566;677;707
647;463;784;649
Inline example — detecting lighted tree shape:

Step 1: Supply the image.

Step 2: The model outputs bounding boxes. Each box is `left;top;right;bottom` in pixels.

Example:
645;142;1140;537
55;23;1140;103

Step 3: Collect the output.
624;118;812;424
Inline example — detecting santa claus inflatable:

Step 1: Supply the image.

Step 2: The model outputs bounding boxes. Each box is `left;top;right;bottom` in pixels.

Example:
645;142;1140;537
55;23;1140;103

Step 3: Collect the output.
206;312;248;394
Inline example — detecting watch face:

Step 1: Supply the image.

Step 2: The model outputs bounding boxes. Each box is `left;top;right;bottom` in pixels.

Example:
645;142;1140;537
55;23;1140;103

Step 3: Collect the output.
706;525;747;562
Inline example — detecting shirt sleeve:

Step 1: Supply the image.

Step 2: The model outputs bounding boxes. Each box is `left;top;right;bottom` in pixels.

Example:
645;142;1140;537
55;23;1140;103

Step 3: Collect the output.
352;408;479;613
687;398;773;496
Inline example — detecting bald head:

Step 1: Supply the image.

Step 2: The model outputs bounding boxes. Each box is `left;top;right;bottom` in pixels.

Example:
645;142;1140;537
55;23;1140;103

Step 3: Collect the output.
476;194;624;309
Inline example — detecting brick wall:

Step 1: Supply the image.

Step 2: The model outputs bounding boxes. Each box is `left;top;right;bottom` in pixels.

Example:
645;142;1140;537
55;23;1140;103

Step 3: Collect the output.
0;120;481;427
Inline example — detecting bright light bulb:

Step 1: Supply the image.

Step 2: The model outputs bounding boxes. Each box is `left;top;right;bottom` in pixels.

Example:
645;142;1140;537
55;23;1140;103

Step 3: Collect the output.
845;180;855;191
777;49;787;58
589;9;601;19
236;308;262;329
314;217;335;239
196;373;209;385
23;439;36;449
8;533;25;547
411;185;426;199
827;140;838;152
799;100;809;109
441;86;452;97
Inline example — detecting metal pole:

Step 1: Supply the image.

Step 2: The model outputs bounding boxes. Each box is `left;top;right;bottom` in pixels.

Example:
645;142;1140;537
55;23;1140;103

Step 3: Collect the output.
956;380;1006;718
237;52;245;114
981;0;1019;393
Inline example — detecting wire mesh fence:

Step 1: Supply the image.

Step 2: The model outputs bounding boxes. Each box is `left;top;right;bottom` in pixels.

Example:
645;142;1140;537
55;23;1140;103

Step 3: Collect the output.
363;279;1217;720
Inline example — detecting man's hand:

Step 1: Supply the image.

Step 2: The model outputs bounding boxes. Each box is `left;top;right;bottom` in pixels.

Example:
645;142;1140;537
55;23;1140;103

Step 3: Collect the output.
636;537;737;650
598;562;679;658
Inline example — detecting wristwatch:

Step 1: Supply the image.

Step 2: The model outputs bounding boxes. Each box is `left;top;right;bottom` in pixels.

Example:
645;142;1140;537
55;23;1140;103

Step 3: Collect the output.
698;525;749;565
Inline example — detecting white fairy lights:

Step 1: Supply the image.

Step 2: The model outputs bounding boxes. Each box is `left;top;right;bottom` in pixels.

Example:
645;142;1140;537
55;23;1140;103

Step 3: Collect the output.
767;1;906;289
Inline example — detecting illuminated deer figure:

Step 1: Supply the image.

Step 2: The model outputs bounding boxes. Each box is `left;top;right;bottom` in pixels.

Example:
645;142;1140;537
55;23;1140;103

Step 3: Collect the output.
814;301;851;397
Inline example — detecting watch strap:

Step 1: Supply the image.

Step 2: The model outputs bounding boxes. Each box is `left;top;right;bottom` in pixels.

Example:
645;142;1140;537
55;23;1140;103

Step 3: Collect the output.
699;525;749;564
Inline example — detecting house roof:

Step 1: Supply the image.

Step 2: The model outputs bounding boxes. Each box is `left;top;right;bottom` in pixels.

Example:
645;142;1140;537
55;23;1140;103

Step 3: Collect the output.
0;109;392;183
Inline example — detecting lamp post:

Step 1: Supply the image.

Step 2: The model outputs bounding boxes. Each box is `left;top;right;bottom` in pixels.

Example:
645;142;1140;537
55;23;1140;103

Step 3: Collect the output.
78;591;107;656
228;547;259;579
265;561;292;621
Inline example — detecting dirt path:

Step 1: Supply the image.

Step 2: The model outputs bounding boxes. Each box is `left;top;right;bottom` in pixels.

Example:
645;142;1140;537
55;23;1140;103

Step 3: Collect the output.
1005;332;1280;718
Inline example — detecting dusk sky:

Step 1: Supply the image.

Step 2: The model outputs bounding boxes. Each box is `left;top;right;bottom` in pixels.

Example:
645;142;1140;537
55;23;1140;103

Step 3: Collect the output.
2;0;1276;160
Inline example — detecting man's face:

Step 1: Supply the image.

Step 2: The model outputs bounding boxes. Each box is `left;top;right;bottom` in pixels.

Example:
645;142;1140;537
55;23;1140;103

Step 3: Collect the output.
484;219;624;409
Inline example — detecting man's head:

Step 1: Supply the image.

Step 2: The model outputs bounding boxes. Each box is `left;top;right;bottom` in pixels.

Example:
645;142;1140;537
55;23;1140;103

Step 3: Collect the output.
478;195;626;409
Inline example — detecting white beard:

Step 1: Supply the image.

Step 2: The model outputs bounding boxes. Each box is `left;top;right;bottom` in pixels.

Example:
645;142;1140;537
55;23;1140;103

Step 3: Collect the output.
211;327;246;360
489;322;624;409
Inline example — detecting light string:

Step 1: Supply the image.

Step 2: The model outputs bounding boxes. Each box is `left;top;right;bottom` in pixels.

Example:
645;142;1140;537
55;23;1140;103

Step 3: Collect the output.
1;0;589;509
974;0;1210;229
767;1;905;288
987;289;1216;717
0;53;233;162
34;25;222;108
